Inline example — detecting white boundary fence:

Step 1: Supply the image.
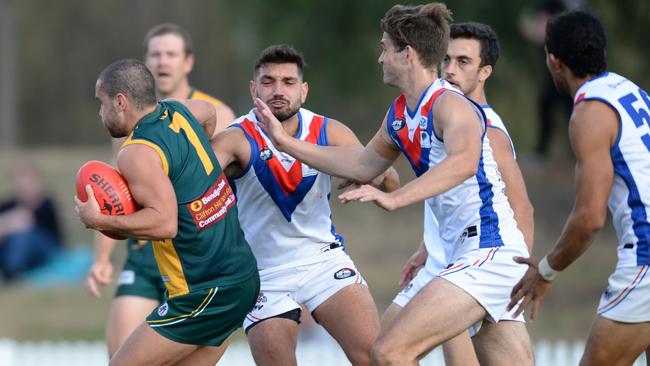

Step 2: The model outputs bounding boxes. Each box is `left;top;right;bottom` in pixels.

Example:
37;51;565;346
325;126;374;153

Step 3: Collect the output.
0;338;647;365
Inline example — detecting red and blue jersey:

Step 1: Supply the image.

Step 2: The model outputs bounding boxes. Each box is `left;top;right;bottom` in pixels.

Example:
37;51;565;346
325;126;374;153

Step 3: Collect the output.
386;79;525;262
229;109;344;270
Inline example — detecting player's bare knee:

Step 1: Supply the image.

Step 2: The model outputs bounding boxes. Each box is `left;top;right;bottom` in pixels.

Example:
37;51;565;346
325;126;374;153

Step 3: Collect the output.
371;338;410;366
345;348;372;366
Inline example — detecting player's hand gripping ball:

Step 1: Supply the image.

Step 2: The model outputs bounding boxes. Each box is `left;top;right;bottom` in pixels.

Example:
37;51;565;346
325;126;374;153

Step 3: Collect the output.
76;160;136;240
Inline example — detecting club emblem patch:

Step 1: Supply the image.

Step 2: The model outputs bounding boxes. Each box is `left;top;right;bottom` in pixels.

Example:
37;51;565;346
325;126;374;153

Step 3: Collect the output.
419;117;427;129
391;119;405;131
157;302;169;317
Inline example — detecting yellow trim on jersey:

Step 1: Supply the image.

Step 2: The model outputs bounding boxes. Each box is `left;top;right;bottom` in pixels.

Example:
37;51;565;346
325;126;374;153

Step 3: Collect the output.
147;288;215;324
190;89;224;108
168;111;214;175
152;239;190;297
121;137;170;176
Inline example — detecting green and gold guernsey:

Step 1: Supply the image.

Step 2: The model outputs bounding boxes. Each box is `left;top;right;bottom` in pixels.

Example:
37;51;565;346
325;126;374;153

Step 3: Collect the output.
121;100;257;298
122;89;226;291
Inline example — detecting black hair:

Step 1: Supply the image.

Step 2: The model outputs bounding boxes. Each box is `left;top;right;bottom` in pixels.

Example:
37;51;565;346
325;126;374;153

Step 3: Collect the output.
254;44;305;77
97;59;157;109
545;10;607;78
450;22;500;68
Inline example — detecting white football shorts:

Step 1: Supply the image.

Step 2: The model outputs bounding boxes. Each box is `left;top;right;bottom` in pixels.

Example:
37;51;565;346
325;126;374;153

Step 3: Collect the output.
243;248;366;331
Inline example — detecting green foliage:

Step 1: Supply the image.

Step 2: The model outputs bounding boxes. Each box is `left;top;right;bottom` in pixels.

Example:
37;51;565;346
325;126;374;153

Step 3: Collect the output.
12;0;650;148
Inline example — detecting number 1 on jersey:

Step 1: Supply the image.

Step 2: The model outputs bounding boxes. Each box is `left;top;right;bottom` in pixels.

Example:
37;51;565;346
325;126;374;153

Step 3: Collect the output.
169;112;214;175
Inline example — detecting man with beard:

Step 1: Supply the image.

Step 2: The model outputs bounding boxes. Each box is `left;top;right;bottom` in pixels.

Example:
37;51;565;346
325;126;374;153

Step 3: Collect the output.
210;44;398;366
77;58;258;365
85;23;237;358
509;10;650;365
254;4;532;365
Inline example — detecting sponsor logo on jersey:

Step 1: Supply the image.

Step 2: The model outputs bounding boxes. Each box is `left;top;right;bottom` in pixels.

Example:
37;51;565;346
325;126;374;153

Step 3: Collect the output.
419;117;427;129
334;267;356;280
391;119;405;131
157;302;169;317
190;199;203;212
260;147;273;161
420;131;431;148
187;172;237;232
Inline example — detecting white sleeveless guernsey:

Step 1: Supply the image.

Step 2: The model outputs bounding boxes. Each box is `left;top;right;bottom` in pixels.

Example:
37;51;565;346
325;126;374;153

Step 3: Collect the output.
575;72;650;267
386;79;525;262
230;109;343;270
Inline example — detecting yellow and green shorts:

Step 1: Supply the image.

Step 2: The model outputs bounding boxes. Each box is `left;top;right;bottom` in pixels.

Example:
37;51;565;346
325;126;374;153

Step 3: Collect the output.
146;273;260;346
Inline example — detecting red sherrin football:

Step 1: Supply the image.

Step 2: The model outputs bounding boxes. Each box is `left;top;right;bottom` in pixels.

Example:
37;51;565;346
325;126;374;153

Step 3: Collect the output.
76;160;137;240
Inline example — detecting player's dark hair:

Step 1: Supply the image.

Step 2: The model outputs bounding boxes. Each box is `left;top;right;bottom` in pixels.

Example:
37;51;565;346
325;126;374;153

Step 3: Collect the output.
545;10;607;78
450;22;500;68
380;3;453;68
143;23;193;56
98;59;157;109
254;44;306;78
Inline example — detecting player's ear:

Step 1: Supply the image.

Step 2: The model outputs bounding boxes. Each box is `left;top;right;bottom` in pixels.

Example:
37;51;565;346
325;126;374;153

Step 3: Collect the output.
184;52;195;74
249;80;256;100
301;82;309;104
115;93;128;111
404;45;416;64
546;47;563;73
479;64;492;82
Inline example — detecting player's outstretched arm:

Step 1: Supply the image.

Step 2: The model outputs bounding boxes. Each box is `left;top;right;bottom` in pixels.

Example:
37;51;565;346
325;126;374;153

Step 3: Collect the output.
76;144;178;240
327;118;401;192
508;100;617;320
488;128;535;251
339;92;482;211
254;97;397;182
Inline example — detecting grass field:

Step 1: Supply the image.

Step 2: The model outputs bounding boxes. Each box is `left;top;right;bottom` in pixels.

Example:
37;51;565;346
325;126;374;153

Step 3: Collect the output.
0;147;617;343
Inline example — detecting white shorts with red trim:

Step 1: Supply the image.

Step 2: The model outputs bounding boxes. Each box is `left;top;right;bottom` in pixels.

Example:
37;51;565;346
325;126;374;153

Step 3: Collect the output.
597;264;650;323
437;244;529;323
393;247;526;335
243;248;366;331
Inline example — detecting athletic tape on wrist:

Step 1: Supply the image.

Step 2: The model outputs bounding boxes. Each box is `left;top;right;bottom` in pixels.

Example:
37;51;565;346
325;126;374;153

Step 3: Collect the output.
538;256;558;281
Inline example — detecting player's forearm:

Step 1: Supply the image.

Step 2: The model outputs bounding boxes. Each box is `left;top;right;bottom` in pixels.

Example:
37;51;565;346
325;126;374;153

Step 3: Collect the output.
93;208;177;240
279;136;385;182
390;153;475;209
93;232;118;262
511;199;535;252
546;209;603;271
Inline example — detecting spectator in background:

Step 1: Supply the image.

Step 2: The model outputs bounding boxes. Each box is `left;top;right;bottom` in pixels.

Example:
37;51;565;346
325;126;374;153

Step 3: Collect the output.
520;0;573;160
0;161;62;282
